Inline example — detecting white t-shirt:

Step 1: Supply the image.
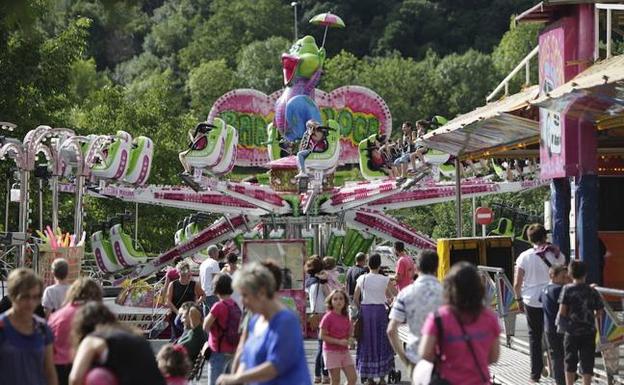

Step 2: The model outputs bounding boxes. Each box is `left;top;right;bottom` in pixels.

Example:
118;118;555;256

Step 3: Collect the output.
42;283;70;313
199;258;220;296
356;273;390;305
516;247;566;308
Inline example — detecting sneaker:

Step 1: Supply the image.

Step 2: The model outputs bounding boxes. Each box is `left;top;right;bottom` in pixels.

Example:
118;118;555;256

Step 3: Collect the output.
314;377;321;384
322;377;330;384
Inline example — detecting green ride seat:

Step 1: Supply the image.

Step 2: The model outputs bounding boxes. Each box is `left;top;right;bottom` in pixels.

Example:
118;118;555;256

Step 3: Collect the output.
304;119;341;172
185;117;227;169
488;217;515;237
212;124;238;175
359;134;387;180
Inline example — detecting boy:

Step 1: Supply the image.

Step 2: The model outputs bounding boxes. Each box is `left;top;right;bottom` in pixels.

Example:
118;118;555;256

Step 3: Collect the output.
296;119;328;179
42;258;70;318
539;264;569;385
557;260;604;385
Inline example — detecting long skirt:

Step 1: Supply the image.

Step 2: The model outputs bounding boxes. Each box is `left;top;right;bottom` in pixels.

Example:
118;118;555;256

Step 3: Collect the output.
356;304;394;378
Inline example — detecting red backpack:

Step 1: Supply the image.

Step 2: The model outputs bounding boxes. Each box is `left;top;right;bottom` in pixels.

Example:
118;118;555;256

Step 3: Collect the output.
216;301;241;350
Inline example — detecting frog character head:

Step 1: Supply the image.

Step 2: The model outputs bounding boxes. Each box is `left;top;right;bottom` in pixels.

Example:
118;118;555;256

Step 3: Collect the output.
281;35;326;86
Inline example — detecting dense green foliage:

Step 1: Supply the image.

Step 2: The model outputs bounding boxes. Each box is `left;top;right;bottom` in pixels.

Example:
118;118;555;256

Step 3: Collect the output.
1;0;543;253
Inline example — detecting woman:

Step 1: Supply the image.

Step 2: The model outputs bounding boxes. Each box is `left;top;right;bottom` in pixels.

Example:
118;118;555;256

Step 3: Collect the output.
418;262;501;385
48;277;103;385
306;255;330;383
0;268;57;385
177;301;206;361
216;262;310;385
203;274;241;384
353;253;395;385
167;261;204;339
68;301;166;385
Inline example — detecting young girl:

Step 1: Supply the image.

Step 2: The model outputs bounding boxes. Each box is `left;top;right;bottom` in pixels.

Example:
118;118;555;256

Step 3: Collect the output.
319;289;357;385
157;344;192;385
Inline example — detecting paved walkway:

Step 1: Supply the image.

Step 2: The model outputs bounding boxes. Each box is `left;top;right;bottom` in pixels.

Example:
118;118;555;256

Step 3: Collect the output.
152;313;620;384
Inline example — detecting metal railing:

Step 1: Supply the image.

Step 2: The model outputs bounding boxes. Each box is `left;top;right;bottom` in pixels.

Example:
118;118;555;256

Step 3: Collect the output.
486;46;539;103
594;286;624;385
595;3;624;60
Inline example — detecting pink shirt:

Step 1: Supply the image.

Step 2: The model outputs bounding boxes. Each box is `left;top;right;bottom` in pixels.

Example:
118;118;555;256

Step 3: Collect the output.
48;303;81;364
421;305;501;385
319;311;350;352
396;255;415;291
208;299;238;353
165;376;188;385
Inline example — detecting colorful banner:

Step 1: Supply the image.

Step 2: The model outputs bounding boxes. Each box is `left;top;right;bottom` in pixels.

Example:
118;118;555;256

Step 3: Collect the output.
208;86;392;167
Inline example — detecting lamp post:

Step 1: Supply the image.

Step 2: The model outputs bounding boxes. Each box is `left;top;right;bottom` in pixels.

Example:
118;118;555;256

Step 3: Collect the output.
291;2;298;41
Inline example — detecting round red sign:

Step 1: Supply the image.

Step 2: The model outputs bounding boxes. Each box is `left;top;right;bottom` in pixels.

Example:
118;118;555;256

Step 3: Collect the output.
475;207;494;225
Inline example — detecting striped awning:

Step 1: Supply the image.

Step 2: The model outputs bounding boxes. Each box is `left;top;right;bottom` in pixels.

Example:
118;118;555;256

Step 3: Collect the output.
421;86;540;156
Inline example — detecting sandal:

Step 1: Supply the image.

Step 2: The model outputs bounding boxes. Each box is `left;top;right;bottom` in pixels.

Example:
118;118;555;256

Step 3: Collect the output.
322;377;330;384
314;377;321;384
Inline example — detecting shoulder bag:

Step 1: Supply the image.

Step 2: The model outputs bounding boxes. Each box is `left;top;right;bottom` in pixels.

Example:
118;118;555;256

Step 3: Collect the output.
428;310;451;385
353;275;367;341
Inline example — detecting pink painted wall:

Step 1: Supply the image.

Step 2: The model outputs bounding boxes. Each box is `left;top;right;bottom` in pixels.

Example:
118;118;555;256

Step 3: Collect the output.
539;5;597;178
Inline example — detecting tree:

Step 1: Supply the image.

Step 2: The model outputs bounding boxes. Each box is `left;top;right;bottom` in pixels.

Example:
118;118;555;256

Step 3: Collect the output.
178;0;291;70
433;50;498;118
492;20;540;95
321;50;362;91
187;59;237;117
236;37;291;94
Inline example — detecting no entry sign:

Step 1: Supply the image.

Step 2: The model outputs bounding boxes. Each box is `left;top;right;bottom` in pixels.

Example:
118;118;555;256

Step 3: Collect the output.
475;207;494;225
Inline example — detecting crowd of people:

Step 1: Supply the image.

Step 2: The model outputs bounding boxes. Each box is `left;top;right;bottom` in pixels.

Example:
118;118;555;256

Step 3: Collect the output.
0;225;607;385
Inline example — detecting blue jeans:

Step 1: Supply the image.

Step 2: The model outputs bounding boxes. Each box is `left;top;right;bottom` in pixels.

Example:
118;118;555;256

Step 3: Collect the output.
315;338;328;378
297;149;312;172
209;352;232;385
203;295;219;316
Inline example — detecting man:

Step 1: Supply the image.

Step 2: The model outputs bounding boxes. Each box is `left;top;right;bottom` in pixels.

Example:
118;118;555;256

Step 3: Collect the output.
42;258;70;318
394;241;415;291
346;252;368;298
387;250;443;374
199;244;221;315
514;223;566;383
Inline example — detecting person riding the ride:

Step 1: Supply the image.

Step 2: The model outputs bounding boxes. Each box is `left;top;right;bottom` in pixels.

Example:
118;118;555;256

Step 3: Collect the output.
296;120;330;179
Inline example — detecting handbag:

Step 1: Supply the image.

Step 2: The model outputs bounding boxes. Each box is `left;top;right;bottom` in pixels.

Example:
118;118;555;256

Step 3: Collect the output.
353;276;367;341
454;312;502;385
429;311;451;385
307;280;323;329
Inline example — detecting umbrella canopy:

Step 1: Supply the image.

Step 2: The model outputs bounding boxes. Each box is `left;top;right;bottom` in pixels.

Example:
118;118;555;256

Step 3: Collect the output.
309;12;345;28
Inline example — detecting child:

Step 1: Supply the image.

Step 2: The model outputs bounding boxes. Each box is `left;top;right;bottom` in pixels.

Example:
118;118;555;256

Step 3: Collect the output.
557;260;604;385
42;258;70;318
157;344;192;385
319;289;357;385
296;120;329;179
539;264;569;385
323;256;342;291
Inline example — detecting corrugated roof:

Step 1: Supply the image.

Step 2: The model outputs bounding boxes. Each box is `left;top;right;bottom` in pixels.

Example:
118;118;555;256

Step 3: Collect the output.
531;55;624;120
421;86;540;156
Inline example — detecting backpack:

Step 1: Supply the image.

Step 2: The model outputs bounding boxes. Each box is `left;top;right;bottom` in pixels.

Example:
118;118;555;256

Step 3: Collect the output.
217;300;241;350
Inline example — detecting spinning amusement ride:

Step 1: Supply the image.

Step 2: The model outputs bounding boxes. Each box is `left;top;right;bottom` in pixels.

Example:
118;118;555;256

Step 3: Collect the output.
0;15;543;330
